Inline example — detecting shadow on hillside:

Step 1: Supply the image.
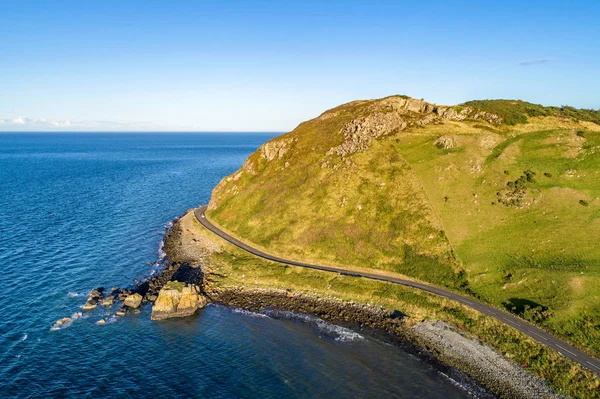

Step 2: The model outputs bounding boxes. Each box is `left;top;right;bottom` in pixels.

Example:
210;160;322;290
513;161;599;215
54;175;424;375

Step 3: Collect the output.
503;297;551;322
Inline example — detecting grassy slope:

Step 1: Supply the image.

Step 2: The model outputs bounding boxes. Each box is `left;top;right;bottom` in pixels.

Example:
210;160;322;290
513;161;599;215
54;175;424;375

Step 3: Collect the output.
395;119;600;356
207;96;600;358
179;212;600;398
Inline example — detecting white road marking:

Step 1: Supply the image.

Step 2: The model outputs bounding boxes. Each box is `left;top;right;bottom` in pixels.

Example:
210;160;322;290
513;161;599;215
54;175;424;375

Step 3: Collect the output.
556;344;577;357
529;331;548;342
586;361;600;371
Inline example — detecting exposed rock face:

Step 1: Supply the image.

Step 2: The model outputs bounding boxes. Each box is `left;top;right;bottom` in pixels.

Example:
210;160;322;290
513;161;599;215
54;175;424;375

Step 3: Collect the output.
123;293;143;309
325;97;502;157
259;137;297;161
326;112;409;156
151;283;208;320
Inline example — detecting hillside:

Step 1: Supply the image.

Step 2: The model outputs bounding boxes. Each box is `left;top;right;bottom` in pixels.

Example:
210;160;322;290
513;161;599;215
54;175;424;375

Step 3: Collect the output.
206;95;600;358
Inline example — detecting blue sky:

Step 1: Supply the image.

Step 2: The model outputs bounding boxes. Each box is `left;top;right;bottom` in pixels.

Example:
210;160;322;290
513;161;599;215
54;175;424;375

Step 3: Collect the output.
1;0;599;131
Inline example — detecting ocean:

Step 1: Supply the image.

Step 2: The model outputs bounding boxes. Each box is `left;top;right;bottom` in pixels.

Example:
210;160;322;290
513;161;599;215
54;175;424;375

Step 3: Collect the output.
0;133;469;398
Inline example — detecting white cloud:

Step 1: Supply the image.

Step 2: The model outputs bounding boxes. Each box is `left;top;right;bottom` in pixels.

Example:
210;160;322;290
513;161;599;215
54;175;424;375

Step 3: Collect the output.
0;116;154;131
518;58;556;66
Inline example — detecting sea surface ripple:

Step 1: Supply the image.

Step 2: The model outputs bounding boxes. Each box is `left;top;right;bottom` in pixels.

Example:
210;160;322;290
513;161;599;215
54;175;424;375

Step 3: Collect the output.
0;133;469;398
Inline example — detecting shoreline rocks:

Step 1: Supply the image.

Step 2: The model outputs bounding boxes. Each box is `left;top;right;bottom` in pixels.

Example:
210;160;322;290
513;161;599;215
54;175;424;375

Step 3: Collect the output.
151;282;208;320
50;312;83;331
82;287;104;310
205;286;563;399
123;293;142;309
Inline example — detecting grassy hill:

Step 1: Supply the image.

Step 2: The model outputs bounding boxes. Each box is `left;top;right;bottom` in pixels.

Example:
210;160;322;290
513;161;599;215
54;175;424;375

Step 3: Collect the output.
206;95;600;357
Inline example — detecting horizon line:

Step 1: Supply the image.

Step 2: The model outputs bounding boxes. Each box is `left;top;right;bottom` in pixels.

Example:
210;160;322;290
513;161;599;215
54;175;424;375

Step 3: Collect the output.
0;130;285;134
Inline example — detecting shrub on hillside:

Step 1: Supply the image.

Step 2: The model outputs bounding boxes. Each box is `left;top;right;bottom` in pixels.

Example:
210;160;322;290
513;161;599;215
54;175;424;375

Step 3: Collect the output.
463;100;600;126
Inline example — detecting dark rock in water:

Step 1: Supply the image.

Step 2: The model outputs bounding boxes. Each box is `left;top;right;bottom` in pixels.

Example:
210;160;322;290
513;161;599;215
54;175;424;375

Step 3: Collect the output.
116;306;128;317
130;308;141;315
88;289;104;300
117;292;128;301
146;294;158;302
84;287;107;310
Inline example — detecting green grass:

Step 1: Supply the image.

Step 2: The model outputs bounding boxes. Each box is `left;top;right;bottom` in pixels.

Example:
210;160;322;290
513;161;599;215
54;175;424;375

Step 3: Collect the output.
206;95;600;363
395;127;600;357
166;281;185;292
464;99;600;125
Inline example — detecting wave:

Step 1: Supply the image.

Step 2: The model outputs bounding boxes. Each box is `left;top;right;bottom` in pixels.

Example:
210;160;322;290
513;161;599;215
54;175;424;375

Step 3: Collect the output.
20;334;27;342
263;309;364;342
67;291;83;298
157;238;167;260
438;370;493;398
230;308;270;319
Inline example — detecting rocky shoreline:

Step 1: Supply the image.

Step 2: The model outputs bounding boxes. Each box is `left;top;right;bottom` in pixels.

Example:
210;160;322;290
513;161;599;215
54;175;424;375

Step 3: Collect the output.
63;211;564;399
205;286;562;399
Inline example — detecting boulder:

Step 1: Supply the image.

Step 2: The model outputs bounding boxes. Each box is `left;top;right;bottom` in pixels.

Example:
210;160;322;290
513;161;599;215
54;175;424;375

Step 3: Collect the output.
56;317;71;326
103;296;115;306
434;135;458;149
151;282;208;321
88;288;104;300
82;300;97;310
51;317;73;330
146;294;158;302
96;319;106;325
123;293;143;309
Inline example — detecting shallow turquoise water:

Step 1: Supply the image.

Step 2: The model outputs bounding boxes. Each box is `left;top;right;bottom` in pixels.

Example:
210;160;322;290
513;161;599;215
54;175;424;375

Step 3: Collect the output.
0;133;470;398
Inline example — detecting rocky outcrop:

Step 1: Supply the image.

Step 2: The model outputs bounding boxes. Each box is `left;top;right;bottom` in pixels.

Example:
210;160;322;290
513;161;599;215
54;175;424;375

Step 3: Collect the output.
82;287;104;310
325;97;502;157
151;282;208;320
259;137;297;161
326;112;409;156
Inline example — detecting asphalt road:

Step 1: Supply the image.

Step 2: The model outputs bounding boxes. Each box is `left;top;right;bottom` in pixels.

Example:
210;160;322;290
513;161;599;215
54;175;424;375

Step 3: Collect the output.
194;205;600;376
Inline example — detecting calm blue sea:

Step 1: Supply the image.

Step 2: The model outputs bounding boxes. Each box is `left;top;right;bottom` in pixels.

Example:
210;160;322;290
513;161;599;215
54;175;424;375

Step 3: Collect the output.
0;133;469;398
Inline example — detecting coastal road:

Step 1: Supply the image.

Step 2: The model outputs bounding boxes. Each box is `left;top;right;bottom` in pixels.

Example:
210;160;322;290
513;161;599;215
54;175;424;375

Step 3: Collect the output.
194;205;600;376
